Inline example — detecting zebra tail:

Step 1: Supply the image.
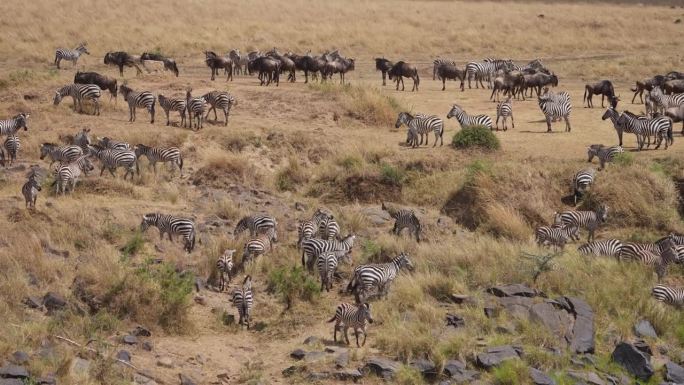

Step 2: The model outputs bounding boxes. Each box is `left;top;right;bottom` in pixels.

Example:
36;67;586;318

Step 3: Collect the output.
630;86;637;92
346;273;358;293
179;155;184;171
327;314;337;323
583;86;587;103
415;72;420;87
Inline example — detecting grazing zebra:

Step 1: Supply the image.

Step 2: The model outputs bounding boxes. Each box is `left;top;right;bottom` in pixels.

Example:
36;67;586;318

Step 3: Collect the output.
650;87;684;111
298;209;333;248
301;234;356;272
318;215;341;241
186;90;206;130
572;168;596;204
652;285;684;307
395;112;444;147
495;96;514;131
577;239;623;259
54;43;89;69
119;85;155;124
535;224;578;250
554;205;608;242
99;137;130;151
234;215;278;238
587;145;623;170
617;112;672;150
381;202;422;242
22;175;41;209
53;156;94;195
1;135;20;167
538;91;572;132
601;106;644;148
242;229;277;263
0;113;29;136
140;213;196;252
447;104;493;130
89;145;138;180
134;144;183;176
40;143;83;167
347;252;413;303
158;94;187;127
216;249;236;292
433;58;456;80
232;276;254;329
202;91;237;126
73;128;91;152
327;303;373;347
317;250;352;292
53;84;101;115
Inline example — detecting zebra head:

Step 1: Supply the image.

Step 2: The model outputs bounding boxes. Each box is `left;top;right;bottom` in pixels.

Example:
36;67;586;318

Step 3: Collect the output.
14;113;29;131
601;106;618;121
446;105;463;120
396;252;414;271
586;144;604;163
53;90;64;106
77;156;95;173
140;213;157;232
77;43;90;55
358;303;373;324
39;143;57;160
597;205;608;222
134;144;150;158
395;112;411;128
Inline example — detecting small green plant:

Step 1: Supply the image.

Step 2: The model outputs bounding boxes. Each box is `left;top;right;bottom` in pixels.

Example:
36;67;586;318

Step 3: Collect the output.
275;158;308;192
612;152;634;167
237;360;266;384
492;360;529;385
395;366;426;385
267;265;320;309
380;163;407;186
676;323;684;345
521;251;560;282
452;125;500;150
465;159;493;183
121;231;145;259
154;264;194;333
338;155;364;171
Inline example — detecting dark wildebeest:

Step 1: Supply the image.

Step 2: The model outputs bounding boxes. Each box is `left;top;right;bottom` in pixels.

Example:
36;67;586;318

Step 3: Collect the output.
583;80;615;108
388;61;419;91
104;52;143;77
74;71;118;100
140;52;179;77
666;71;684;80
205;51;233;81
523;72;558;98
664;105;684;134
267;50;297;82
323;57;355;84
437;64;465;92
631;75;666;103
375;58;393;86
248;56;281;86
664;79;684;95
288;53;319;84
490;71;525;101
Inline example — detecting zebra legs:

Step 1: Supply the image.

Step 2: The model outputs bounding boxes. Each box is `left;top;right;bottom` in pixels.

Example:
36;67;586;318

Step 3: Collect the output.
545;116;552;132
564;116;571;132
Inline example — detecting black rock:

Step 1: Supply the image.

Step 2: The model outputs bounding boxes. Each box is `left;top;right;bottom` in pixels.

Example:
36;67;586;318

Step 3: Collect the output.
335;351;349;368
487;284;539;298
290;349;306;360
10;352;29;365
23;296;43;309
410;358;438;379
116;350;131;362
142;341;154;351
476;345;522;370
132;326;151;337
333;369;363;382
443;360;466;376
42;292;67;313
530;368;556;385
364;357;400;380
633;339;652;356
634;320;657;339
563;297;595;354
446;313;465;328
443;360;479;384
38;374;57;385
665;361;684;383
612;342;654;381
282;366;306;377
0;379;24;385
122;335;138;345
303;336;319;345
0;365;29;379
178;373;196;385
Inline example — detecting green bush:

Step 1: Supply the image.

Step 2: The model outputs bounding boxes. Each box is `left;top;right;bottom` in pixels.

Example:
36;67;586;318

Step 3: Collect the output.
452;125;500;150
380;163;407;186
612;152;634;167
492;360;529;385
121;231;145;259
267;265;320;309
154;264;194;332
275;158;308;192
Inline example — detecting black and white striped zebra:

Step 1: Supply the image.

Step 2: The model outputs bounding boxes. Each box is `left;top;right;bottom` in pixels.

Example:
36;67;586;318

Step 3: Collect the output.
554;205;608;242
327;302;373;347
395;112;444;147
89;145;138;180
572;168;596;204
22;174;41;209
433;58;456;80
535;224;578;250
587;144;623;170
301;234;356;272
298;209;333;248
317;250;352;292
233;275;254;329
202;91;236;126
617;112;672;150
216;249;236;292
381;202;422;242
73;128;91;152
53;84;101;115
234;215;278;239
39;143;83;167
577;239;623;259
319;215;341;241
656;233;684;246
1;135;20;167
347;252;413;303
158;94;186;127
601;106;644;148
54;43;89;69
134;144;183;176
186;90;206;130
619;242;661;263
495;96;514;131
242;229;277;263
98;137;130;151
53;155;94;195
465;61;494;89
140;213;196;252
119;85;155;124
538;91;572;132
447;104;493;130
0;113;29;136
652;285;684;307
650;87;684;111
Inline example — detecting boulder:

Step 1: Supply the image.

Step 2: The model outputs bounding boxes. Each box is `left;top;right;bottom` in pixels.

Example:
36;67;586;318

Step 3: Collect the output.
476;345;521;370
364;357;400;380
611;342;653;381
0;365;29;378
664;361;684;383
498;296;535;318
634;320;657;339
446;313;465;328
116;350;131;363
10;351;29;365
444;360;479;383
290;349;306;360
530;368;556;385
178;373;196;385
333;368;363;382
122;335;138;345
487;284;539;298
410;358;438;379
529;302;572;341
0;379;24;385
562;297;595;354
42;292;67;314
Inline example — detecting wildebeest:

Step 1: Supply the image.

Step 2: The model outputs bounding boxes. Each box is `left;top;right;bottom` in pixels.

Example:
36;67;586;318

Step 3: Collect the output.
140;52;179;77
375;58;393;86
490;71;525;101
74;71;117;100
205;51;233;81
388;61;419;91
664;79;684;95
104;51;143;77
267;50;297;82
523;72;558;97
583;80;615;108
287;52;319;84
631;75;666;103
323;57;355;85
665;105;684;134
437;64;465;92
666;71;684;80
248;56;281;86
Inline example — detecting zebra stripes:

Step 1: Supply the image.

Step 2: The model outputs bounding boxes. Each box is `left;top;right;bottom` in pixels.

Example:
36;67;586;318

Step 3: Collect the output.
302;234;356;272
447;104;493;130
577;239;623;259
54;84;101;115
140;213;196;252
298;209;333;248
587;145;623;170
216;249;236;292
650;87;684;110
99;137;130;151
433;58;456;80
572;168;595;204
465;59;512;89
233;276;254;329
601;106;643;148
652;285;684;307
538;91;572;132
234;215;278;238
186;90;206;130
319;215;340;241
617;112;672;150
535;224;578;250
2;135;20;167
73;128;91;152
119;85;155;124
395;112;444;147
495;96;514;131
347;252;413;303
317;250;351;292
40;143;83;166
242;229;276;263
554;205;608;242
327;302;373;347
158;94;186;127
382;202;421;242
89;145;138;180
619;242;661;263
54;155;94;195
134;144;183;176
0;113;29;136
202;91;236;126
54;43;89;69
22;174;41;209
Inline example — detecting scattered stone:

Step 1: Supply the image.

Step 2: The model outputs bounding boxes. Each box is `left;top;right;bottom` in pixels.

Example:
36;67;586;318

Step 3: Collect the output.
364;357;400;380
70;358;91;376
122;335;138;345
294;202;307;211
304;351;325;363
446;313;465;328
37;374;57;385
132;326;152;337
568;370;605;385
612;342;653;381
42;292;67;314
634;320;657;339
142;342;154;351
443;360;479;383
116;350;131;363
157;357;174;369
23;296;43;310
530;367;556;385
282;366;306;377
333;369;363;382
335;351;349;368
665;361;684;383
307;372;330;381
290;349;306;360
443;360;465;376
178;373;197;385
10;351;29;365
193;295;207;306
303;336;319;345
449;294;471;304
410;358;438;379
487;284;539;298
0;365;29;379
0;379;24;385
476;345;522;370
134;373;158;385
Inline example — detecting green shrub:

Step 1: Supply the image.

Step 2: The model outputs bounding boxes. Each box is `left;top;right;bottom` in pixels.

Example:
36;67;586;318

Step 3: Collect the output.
380;163;407;186
492;360;528;385
154;264;194;333
465;159;494;183
267;265;320;309
612;152;634;167
275;158;308;192
121;231;145;259
452;125;500;150
338;155;364;172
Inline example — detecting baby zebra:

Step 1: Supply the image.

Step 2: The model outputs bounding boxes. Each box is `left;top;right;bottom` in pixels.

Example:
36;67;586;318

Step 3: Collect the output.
242;229;277;263
89;145;138;180
652;285;684;307
538;91;572;132
298;209;333;248
395;112;444;147
302;234;356;272
40;143;83;167
158;94;186;127
0;113;29;136
134;144;183;176
587;145;623;171
572;168;596;204
119;84;155;124
447;104;493;130
98;137;130;151
381;202;421;242
1;135;20;167
22;174;41;209
577;239;623;259
535;224;578;250
317;250;352;292
216;249;236;292
234;214;278;238
347;252;413;303
140;213;196;252
495;96;514;131
327;302;373;347
54;84;101;115
233;276;254;329
53;155;94;195
54;42;89;69
186;90;206;130
554;205;608;242
202;91;237;126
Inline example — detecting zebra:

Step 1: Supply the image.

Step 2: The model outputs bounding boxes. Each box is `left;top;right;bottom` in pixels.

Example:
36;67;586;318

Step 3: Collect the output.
301;234;356;272
650;87;684;111
140;213;196;252
465;61;494;89
572;168;596;204
202;91;237;126
1;135;20;167
0;113;29;136
234;215;278;239
619;242;661;263
89;145;138;180
232;275;254;329
22;174;41;209
347;252;413;303
601;106;644;148
73;128;91;152
99;137;130;151
53;84;101;115
298;209;333;248
327;303;373;347
54;43;89;69
554;205;608;242
216;249;236;292
134;144;183;176
651;285;684;307
318;215;341;241
433;58;456;80
577;239;623;259
587;145;623;170
317;250;352;292
53;155;94;195
495;96;514;131
446;104;493;130
158;94;186;127
242;229;277;263
394;112;444;147
119;85;155;124
381;202;421;242
656;233;684;246
534;224;578;250
538;92;571;132
617;112;672;150
39;143;83;167
186;90;206;130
